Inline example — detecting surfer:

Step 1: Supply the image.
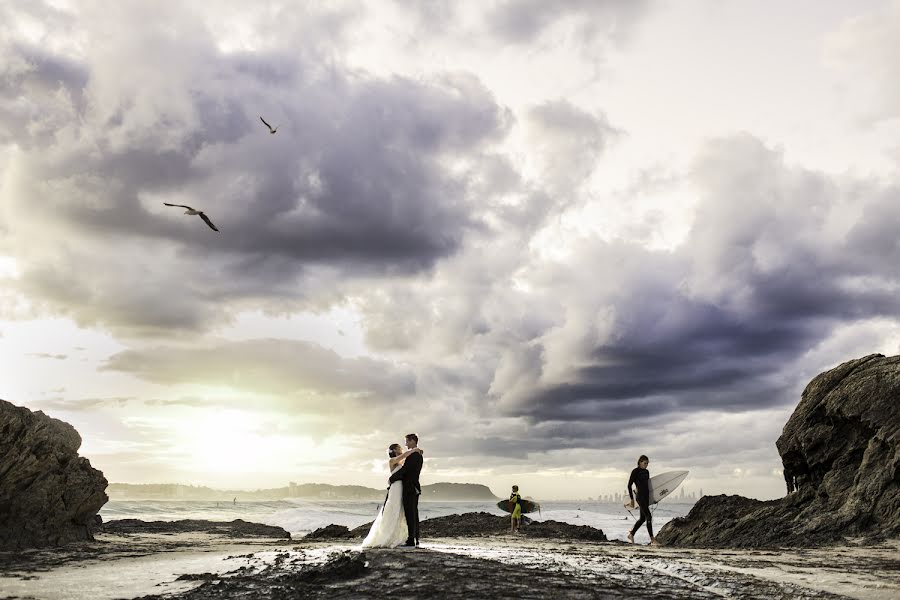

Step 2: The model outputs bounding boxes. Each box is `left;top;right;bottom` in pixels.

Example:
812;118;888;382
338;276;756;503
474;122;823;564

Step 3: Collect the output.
509;485;522;534
626;455;658;546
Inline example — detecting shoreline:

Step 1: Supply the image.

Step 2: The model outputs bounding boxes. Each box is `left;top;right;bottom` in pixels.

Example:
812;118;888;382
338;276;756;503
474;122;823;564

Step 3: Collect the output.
1;519;897;600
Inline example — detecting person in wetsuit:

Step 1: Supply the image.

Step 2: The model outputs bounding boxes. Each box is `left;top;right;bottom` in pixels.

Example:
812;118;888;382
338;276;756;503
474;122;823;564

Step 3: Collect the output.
783;466;795;495
626;454;658;546
509;485;522;534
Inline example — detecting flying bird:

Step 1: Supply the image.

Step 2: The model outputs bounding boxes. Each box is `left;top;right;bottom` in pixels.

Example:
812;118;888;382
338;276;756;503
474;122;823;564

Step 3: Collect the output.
163;203;219;232
259;116;277;134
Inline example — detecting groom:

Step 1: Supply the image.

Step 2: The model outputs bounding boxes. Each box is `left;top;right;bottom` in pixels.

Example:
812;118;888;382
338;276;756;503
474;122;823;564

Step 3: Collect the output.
389;433;422;548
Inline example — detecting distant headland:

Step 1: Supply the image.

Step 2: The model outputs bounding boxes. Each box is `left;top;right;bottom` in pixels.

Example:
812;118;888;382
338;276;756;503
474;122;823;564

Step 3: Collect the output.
107;481;499;502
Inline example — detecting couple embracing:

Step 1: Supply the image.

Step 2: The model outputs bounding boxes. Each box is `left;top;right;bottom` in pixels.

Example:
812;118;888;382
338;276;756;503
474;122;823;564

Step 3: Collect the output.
361;433;423;549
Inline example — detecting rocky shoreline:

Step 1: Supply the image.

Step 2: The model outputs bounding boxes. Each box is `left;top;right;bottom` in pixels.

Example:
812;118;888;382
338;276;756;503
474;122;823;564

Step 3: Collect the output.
2;522;896;600
2;354;899;598
130;539;900;600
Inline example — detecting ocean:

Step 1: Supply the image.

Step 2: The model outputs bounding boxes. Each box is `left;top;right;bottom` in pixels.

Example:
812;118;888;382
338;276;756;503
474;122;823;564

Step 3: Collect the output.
99;499;695;542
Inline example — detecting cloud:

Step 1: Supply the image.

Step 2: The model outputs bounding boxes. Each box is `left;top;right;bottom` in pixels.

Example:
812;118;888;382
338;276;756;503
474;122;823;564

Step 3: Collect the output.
143;396;213;408
4;1;899;498
394;0;650;46
485;0;650;45
487;136;900;426
351;133;900;467
825;1;900;124
32;396;135;412
524;100;620;195
27;352;67;359
101;338;416;406
0;2;510;335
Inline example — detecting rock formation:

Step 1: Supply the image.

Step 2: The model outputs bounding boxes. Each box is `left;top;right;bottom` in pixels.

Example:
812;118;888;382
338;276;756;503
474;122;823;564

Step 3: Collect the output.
100;519;290;538
0;399;109;550
306;511;607;542
659;354;900;547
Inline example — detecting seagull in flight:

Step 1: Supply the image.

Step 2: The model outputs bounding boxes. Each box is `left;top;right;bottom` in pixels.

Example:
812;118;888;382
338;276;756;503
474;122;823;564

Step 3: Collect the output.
163;203;219;232
259;116;277;134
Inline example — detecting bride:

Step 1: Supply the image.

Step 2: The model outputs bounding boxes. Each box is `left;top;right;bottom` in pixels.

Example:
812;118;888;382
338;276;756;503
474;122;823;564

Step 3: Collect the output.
361;442;423;548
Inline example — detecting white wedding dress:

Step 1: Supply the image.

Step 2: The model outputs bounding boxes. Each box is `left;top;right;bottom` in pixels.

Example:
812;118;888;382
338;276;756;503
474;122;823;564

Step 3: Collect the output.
361;463;408;548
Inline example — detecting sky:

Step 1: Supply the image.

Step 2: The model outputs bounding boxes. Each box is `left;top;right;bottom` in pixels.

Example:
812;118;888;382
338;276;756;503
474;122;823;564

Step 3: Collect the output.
2;0;899;501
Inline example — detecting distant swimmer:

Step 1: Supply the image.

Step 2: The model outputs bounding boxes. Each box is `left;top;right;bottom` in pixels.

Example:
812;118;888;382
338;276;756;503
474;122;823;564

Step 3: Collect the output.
626;454;658;546
233;497;236;505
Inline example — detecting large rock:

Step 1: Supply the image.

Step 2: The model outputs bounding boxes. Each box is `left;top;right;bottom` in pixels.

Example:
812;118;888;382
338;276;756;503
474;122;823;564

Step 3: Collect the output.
100;518;290;538
659;354;900;548
0;399;109;550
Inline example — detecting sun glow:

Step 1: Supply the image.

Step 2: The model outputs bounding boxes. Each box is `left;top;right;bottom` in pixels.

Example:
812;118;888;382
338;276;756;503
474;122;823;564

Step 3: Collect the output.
0;255;20;278
176;410;315;474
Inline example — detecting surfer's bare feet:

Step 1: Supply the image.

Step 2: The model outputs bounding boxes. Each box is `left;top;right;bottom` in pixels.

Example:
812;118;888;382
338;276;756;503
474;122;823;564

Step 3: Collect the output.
650;537;659;546
627;532;634;543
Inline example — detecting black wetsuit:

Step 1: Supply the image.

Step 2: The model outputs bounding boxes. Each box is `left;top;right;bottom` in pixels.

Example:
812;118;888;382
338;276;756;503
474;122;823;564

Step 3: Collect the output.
783;467;795;494
628;467;653;538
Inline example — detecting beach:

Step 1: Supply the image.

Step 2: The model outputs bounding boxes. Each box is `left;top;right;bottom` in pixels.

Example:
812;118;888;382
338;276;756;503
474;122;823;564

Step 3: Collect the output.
1;516;897;600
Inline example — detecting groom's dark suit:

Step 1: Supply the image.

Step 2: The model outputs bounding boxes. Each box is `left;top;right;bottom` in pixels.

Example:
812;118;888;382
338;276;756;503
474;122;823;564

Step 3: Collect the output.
388;451;422;545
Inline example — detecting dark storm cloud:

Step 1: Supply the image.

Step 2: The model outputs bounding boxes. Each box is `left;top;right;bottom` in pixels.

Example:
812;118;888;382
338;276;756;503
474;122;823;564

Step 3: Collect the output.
54;70;504;266
0;9;510;334
0;43;89;147
429;419;646;461
494;135;900;426
7;0;897;487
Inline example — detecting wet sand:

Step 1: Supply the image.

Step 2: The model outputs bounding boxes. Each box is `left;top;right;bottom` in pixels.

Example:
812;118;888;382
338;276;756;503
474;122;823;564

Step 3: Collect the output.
1;531;897;599
0;531;288;600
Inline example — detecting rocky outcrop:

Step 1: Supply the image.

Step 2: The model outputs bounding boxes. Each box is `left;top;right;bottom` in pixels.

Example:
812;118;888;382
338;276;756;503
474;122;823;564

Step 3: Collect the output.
306;523;359;540
659;354;900;548
419;483;498;501
654;495;799;548
0;399;109;550
306;511;607;542
101;519;290;538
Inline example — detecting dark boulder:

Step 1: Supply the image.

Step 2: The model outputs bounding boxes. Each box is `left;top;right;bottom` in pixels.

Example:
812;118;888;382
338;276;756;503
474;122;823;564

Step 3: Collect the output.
100;518;290;538
654;494;804;548
305;524;358;540
659;354;900;548
0;399;109;550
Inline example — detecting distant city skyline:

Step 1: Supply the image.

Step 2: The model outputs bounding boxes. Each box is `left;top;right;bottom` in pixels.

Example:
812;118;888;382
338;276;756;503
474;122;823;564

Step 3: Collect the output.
588;486;704;504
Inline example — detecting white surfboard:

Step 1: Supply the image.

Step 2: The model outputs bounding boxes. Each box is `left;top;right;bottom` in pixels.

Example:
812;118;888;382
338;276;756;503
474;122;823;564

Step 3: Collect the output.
624;470;689;506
